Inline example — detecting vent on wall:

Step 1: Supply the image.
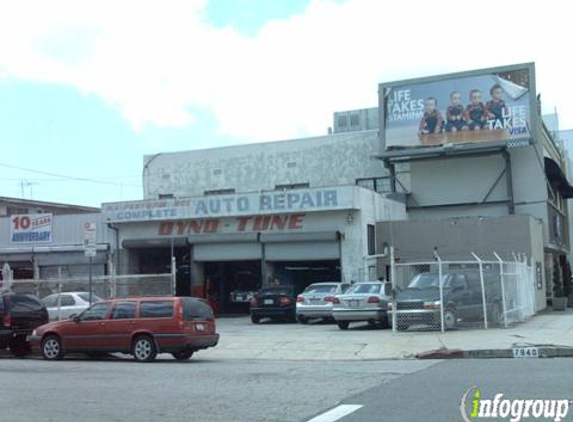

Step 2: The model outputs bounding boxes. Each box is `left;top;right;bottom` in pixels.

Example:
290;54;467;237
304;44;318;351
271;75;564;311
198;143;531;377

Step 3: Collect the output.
287;161;297;168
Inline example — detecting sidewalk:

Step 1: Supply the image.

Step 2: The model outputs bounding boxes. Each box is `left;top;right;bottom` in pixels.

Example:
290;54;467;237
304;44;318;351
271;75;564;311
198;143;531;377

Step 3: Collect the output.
206;309;573;361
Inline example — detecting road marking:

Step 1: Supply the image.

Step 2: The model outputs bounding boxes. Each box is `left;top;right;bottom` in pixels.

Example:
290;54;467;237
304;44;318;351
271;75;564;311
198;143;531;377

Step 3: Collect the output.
306;405;363;422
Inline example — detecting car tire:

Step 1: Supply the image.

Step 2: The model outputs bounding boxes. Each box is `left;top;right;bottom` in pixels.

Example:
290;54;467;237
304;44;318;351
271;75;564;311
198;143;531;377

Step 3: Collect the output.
42;335;64;360
9;336;31;358
443;308;457;330
251;315;261;324
337;321;350;330
172;350;194;360
297;315;309;324
132;335;157;362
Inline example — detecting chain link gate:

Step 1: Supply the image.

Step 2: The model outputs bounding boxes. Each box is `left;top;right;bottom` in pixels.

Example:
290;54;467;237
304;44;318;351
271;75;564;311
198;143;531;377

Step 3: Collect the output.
389;253;536;332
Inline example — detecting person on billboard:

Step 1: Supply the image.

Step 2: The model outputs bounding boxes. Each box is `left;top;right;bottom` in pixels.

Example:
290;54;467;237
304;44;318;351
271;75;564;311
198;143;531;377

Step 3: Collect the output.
418;97;444;135
485;84;508;128
445;91;468;132
464;90;488;130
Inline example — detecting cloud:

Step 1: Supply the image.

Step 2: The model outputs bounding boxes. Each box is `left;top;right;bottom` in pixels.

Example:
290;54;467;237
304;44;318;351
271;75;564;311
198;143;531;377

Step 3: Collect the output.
1;0;572;142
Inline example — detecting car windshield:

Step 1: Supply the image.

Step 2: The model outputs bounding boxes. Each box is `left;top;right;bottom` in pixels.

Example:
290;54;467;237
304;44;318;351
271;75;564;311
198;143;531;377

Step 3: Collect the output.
407;273;457;289
345;284;381;294
260;287;293;296
303;284;338;294
77;293;102;303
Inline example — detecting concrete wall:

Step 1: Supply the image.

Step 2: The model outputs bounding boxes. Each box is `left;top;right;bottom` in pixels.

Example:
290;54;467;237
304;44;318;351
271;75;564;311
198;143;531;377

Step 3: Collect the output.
377;215;546;311
143;131;387;199
406;146;550;244
333;108;378;133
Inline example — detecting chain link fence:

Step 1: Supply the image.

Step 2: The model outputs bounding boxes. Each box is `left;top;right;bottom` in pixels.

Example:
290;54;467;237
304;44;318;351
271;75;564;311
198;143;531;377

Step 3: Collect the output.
389;253;536;332
7;273;175;301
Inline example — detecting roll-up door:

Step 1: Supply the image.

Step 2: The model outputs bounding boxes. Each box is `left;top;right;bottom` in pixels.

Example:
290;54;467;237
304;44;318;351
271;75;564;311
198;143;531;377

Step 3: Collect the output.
261;231;339;261
190;233;262;262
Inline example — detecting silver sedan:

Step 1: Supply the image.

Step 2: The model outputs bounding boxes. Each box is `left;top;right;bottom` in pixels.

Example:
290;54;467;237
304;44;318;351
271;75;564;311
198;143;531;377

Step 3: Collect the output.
295;282;350;323
332;282;391;330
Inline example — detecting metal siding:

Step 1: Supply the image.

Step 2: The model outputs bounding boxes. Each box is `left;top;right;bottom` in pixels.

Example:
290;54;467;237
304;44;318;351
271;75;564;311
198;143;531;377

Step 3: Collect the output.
265;242;339;261
193;243;262;261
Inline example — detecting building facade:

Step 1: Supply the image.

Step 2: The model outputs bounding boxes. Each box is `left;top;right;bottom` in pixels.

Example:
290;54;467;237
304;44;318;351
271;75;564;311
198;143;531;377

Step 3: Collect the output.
104;133;406;313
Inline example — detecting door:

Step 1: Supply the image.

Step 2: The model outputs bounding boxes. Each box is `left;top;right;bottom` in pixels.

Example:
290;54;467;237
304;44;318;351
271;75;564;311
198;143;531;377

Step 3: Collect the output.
103;301;138;352
61;302;111;352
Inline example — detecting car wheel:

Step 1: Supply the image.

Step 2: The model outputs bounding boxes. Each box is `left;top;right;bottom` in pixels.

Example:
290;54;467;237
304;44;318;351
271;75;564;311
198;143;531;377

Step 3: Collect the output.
172;350;194;360
132;335;157;362
443;308;457;330
337;321;350;330
251;315;261;324
9;336;31;358
489;303;503;326
42;335;64;360
297;315;309;324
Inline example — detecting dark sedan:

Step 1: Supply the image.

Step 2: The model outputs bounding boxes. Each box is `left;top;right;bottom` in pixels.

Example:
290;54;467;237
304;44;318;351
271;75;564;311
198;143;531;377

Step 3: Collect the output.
249;286;297;323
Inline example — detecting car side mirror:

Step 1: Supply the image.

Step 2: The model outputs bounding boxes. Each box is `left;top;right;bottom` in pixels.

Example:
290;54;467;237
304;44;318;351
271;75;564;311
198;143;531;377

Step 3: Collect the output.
73;315;81;323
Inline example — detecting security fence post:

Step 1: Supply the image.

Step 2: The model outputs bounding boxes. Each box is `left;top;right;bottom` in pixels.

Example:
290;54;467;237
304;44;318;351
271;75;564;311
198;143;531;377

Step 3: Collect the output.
57;266;62;322
471;253;488;329
437;254;445;333
390;246;397;333
171;256;177;297
493;252;508;328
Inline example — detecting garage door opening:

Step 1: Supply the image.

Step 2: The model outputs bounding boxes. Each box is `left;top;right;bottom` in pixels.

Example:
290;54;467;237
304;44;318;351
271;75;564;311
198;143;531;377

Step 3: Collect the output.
272;260;341;293
128;246;191;296
204;261;261;315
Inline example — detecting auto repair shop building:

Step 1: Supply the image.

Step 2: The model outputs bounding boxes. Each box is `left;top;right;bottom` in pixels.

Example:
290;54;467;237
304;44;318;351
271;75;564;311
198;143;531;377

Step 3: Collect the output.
103;131;406;314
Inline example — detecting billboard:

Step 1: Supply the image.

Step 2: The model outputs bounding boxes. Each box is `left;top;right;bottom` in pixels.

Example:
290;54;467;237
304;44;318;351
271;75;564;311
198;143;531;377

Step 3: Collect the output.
10;213;52;243
380;64;534;150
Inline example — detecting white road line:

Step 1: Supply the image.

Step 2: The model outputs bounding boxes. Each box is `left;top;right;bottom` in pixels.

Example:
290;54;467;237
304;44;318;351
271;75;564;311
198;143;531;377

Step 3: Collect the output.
305;404;364;422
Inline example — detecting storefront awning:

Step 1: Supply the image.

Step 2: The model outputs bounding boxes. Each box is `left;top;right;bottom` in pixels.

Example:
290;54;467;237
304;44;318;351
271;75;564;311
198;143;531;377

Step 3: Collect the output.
544;157;573;199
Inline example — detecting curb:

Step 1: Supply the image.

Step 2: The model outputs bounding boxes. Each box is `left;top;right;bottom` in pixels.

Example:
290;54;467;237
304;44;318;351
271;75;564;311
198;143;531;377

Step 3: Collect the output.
417;346;573;360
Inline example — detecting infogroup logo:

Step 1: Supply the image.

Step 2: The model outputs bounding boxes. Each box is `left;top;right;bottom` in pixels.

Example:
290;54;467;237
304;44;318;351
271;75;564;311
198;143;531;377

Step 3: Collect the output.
460;387;571;422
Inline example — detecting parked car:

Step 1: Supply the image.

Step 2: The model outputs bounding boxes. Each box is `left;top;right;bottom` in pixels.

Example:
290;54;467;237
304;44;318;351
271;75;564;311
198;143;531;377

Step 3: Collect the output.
249;286;297;323
42;292;103;321
28;296;219;362
389;269;503;330
0;291;49;357
332;281;391;330
296;282;350;323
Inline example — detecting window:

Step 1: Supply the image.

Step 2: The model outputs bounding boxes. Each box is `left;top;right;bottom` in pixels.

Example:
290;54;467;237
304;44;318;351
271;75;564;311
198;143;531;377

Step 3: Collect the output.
78;293;102;303
140;301;174;318
181;298;214;321
10;294;44;312
81;302;111;321
275;183;310;190
367;224;376;256
204;189;235;196
345;284;381;294
111;302;137;319
350;114;360;126
42;295;58;308
337;115;348;128
356;177;393;194
60;295;75;307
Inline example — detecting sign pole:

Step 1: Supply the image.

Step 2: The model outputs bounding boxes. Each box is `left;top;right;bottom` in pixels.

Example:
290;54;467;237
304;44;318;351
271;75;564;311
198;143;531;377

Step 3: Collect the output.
89;256;93;305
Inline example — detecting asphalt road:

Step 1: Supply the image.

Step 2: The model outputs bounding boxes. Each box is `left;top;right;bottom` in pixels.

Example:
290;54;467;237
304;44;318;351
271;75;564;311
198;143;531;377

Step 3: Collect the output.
1;355;572;422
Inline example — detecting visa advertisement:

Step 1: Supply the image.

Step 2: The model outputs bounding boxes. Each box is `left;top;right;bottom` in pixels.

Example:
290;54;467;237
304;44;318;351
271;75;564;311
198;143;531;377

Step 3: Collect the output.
381;66;533;149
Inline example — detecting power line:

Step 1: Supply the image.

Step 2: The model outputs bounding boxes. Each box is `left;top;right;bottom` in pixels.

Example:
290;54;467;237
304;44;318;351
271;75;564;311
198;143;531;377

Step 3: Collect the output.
0;162;140;187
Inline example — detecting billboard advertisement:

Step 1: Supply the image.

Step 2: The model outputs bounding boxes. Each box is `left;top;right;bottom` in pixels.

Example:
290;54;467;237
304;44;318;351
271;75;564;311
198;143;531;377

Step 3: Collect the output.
10;213;52;243
380;64;534;149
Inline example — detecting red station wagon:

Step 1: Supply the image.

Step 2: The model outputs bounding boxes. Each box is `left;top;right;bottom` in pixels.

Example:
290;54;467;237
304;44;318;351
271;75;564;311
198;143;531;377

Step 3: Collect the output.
28;297;219;362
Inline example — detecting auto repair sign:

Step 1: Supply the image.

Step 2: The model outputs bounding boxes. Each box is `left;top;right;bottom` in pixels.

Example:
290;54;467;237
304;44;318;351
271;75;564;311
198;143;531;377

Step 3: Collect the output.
10;213;53;243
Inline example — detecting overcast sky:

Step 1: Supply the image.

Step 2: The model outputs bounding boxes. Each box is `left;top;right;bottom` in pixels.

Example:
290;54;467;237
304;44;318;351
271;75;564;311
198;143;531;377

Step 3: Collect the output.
0;0;571;207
